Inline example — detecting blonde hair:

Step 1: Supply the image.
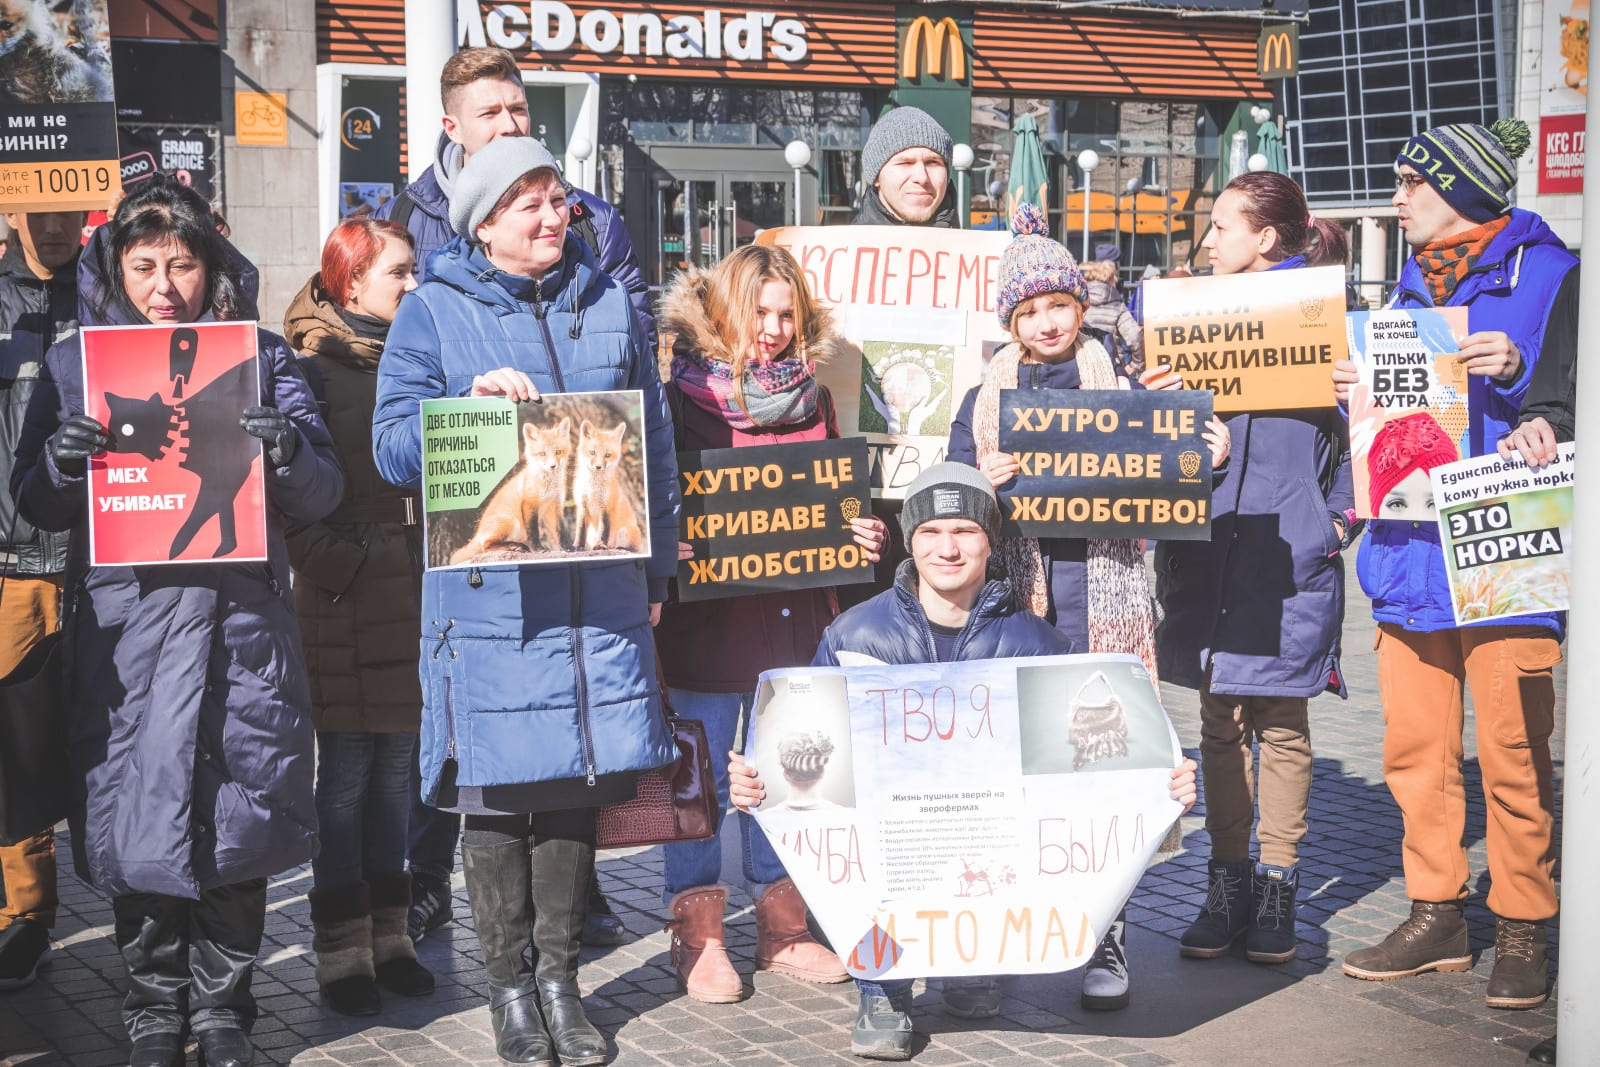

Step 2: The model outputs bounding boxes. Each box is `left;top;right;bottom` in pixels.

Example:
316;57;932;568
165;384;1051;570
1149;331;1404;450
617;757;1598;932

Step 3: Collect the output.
1006;291;1084;347
1081;259;1119;284
703;245;826;413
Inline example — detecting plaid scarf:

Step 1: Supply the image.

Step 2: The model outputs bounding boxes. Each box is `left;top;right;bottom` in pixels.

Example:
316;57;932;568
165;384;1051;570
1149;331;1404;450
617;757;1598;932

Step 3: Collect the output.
1414;215;1510;306
671;348;819;430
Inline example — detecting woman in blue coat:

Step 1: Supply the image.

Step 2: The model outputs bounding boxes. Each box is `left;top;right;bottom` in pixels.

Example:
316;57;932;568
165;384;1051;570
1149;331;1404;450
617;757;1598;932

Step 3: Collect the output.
1153;172;1356;967
9;176;345;1067
372;136;678;1067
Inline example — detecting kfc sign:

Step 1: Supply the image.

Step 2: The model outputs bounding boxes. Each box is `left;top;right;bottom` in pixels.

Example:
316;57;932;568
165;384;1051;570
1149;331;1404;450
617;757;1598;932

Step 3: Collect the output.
1540;113;1585;194
461;1;809;62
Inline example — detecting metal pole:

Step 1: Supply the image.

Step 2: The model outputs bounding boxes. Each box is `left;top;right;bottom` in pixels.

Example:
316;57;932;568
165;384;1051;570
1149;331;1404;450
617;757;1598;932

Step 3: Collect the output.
1555;79;1600;1066
1081;169;1092;262
793;166;803;227
404;0;453;183
957;171;967;230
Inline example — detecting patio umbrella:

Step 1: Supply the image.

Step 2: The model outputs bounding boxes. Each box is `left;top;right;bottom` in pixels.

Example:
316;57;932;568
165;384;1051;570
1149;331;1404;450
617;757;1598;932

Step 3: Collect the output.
1007;114;1050;222
1256;117;1287;174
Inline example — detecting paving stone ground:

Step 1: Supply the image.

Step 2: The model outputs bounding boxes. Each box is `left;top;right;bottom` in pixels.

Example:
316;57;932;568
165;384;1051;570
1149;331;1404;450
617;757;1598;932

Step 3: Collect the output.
0;567;1564;1066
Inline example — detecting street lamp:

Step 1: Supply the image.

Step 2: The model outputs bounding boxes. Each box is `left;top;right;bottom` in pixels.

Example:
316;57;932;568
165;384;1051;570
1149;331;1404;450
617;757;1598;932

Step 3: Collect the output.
1247;153;1270;173
952;143;974;230
784;140;811;227
1077;149;1100;262
568;136;594;195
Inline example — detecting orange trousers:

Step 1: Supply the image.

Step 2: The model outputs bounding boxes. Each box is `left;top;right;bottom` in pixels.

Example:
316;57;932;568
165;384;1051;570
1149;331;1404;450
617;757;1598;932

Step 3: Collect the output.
0;574;62;928
1375;622;1560;921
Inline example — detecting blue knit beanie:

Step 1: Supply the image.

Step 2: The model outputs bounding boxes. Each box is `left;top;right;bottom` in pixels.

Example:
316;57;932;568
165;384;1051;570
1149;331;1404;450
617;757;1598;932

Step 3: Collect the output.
996;202;1088;329
1396;118;1531;223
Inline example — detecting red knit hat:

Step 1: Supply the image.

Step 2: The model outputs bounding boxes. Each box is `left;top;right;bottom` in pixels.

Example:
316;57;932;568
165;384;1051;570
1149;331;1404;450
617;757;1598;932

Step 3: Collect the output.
1367;412;1459;513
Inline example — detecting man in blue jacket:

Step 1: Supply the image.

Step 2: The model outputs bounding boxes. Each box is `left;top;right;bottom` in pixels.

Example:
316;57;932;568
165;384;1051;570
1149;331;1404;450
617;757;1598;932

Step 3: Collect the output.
375;45;651;946
1333;118;1576;1012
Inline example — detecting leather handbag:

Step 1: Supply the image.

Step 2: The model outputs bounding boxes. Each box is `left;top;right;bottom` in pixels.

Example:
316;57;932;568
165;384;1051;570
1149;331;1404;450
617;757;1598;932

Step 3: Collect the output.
0;629;67;847
595;671;720;850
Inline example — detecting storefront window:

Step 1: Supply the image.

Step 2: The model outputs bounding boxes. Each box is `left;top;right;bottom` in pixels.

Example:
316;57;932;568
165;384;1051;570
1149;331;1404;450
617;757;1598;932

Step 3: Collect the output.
604;78;868;149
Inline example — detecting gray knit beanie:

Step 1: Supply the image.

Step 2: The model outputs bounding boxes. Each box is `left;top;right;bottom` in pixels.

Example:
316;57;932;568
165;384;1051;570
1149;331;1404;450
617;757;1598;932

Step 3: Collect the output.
863;107;954;186
449;136;563;239
900;462;1001;550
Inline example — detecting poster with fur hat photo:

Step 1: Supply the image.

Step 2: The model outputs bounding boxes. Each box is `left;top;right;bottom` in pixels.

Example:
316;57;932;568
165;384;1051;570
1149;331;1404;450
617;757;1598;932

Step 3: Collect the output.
1346;308;1470;520
420;392;650;570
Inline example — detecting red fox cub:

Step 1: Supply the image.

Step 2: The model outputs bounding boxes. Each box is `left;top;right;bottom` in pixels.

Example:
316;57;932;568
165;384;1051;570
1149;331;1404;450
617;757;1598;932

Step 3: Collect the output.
449;417;572;565
573;419;644;552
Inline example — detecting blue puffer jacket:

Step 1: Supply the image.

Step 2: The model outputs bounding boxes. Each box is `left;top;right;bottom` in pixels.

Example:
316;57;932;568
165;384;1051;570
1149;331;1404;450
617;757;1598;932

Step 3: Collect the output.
814;559;1072;667
1152;256;1354;699
376;133;655;348
9;230;345;898
373;235;679;804
1359;209;1575;637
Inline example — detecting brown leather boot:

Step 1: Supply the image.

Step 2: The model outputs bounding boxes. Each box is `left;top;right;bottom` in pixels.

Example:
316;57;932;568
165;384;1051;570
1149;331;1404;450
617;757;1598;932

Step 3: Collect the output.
1486;919;1548;1009
1341;900;1473;980
754;878;847;984
666;886;744;1003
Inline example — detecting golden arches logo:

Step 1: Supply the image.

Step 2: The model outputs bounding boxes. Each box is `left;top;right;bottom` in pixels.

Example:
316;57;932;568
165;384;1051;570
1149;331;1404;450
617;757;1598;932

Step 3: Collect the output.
902;16;966;81
1258;25;1296;78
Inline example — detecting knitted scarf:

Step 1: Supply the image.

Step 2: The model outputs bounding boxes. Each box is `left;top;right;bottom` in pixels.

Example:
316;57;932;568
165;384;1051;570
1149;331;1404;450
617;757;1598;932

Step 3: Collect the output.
972;336;1159;682
1415;215;1510;306
672;347;819;430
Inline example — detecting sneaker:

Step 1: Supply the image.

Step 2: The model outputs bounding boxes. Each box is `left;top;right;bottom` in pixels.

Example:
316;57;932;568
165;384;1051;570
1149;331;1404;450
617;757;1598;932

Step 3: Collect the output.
1245;863;1299;964
940;976;1000;1019
0;918;50;991
1486;919;1548;1009
1341;900;1472;981
1179;858;1252;958
407;873;454;944
1081;914;1130;1011
851;989;914;1061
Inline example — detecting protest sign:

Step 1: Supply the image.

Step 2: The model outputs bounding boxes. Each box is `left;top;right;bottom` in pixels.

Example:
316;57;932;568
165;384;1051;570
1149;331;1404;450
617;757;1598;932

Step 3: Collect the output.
1346;307;1470;520
422;392;650;570
997;388;1213;540
83;322;266;566
677;437;872;602
1431;444;1574;625
1141;265;1346;414
748;653;1182;980
757;226;1011;499
0;0;121;211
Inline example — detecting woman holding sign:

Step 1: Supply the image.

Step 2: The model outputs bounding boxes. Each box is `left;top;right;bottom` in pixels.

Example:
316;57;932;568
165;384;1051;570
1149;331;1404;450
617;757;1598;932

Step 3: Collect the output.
654;244;890;1004
1154;171;1355;968
10;175;345;1067
372;136;680;1067
946;202;1223;1015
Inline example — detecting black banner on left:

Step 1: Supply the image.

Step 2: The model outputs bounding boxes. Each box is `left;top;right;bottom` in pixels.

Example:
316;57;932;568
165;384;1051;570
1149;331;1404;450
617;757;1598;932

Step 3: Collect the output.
677;437;874;602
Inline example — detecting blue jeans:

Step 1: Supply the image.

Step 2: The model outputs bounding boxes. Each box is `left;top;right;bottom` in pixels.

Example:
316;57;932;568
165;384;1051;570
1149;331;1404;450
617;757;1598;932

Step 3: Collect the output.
857;978;914;999
662;688;787;900
312;731;417;891
407;742;462;882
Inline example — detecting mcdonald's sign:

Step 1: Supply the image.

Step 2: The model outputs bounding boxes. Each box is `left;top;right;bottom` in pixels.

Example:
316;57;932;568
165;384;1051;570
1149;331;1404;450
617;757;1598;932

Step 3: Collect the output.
1257;23;1298;79
902;15;967;81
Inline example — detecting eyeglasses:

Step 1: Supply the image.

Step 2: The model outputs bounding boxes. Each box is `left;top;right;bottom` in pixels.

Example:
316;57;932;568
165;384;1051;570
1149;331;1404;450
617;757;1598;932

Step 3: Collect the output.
1394;173;1429;193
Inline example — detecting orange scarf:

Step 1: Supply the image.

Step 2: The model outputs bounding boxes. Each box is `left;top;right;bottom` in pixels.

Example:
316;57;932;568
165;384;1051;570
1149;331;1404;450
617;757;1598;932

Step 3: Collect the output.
1414;215;1510;306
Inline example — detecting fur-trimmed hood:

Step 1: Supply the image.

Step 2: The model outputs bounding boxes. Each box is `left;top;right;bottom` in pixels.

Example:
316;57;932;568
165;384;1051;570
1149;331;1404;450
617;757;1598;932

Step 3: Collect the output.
659;265;847;374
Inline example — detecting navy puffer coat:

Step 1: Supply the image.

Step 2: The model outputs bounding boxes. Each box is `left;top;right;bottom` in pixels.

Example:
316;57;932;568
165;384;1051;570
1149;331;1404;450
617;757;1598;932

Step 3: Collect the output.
8;230;345;898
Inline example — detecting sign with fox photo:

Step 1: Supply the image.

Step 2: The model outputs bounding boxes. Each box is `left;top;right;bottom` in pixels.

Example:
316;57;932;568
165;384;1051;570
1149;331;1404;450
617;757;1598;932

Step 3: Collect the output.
82;321;267;566
420;391;650;570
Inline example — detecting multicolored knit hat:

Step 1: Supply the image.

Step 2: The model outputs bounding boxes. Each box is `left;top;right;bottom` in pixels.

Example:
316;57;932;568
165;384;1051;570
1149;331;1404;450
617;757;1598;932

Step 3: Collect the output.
1367;411;1460;514
1396;118;1531;223
997;202;1089;328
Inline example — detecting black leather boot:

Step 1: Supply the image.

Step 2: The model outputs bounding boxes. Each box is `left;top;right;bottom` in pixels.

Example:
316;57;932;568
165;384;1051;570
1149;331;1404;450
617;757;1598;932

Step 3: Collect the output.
195;1026;253;1067
128;1031;186;1067
531;838;607;1067
462;837;555;1067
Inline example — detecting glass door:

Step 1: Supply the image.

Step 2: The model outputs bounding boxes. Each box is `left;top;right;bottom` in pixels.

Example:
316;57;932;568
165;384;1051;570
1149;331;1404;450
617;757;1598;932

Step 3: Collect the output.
656;173;792;282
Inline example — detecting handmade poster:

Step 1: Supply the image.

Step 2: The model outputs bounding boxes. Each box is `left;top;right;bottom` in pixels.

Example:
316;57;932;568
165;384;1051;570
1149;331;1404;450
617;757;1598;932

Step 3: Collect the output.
82;322;266;566
677;437;872;602
757;226;1011;499
997;388;1214;540
748;653;1183;980
0;0;121;210
422;392;650;570
1141;265;1346;414
1431;444;1574;625
1345;307;1471;520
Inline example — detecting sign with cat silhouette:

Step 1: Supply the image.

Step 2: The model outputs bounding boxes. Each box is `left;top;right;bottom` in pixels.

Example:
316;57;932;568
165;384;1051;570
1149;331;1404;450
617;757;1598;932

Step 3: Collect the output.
676;436;872;602
421;391;650;570
81;321;267;566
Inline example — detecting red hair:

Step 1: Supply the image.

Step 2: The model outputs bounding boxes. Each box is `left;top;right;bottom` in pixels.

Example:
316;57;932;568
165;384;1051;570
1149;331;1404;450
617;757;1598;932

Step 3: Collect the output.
320;216;414;305
1223;172;1349;268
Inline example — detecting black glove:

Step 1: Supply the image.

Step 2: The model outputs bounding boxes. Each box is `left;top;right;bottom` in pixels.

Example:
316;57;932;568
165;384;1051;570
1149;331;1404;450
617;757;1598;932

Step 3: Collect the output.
240;406;298;466
49;414;111;473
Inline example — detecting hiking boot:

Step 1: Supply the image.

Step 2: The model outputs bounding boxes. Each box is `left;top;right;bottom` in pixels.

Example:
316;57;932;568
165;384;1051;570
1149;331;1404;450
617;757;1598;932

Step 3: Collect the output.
1180;859;1252;958
0;918;50;991
940;976;1000;1019
851;987;914;1061
1341;900;1472;980
665;886;744;1004
1081;911;1130;1010
1486;919;1548;1009
754;878;848;983
407;872;454;944
1246;863;1299;964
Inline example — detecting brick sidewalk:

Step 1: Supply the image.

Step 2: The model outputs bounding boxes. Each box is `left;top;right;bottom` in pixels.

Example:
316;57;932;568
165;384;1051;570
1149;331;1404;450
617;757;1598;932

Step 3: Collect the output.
1;567;1560;1066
